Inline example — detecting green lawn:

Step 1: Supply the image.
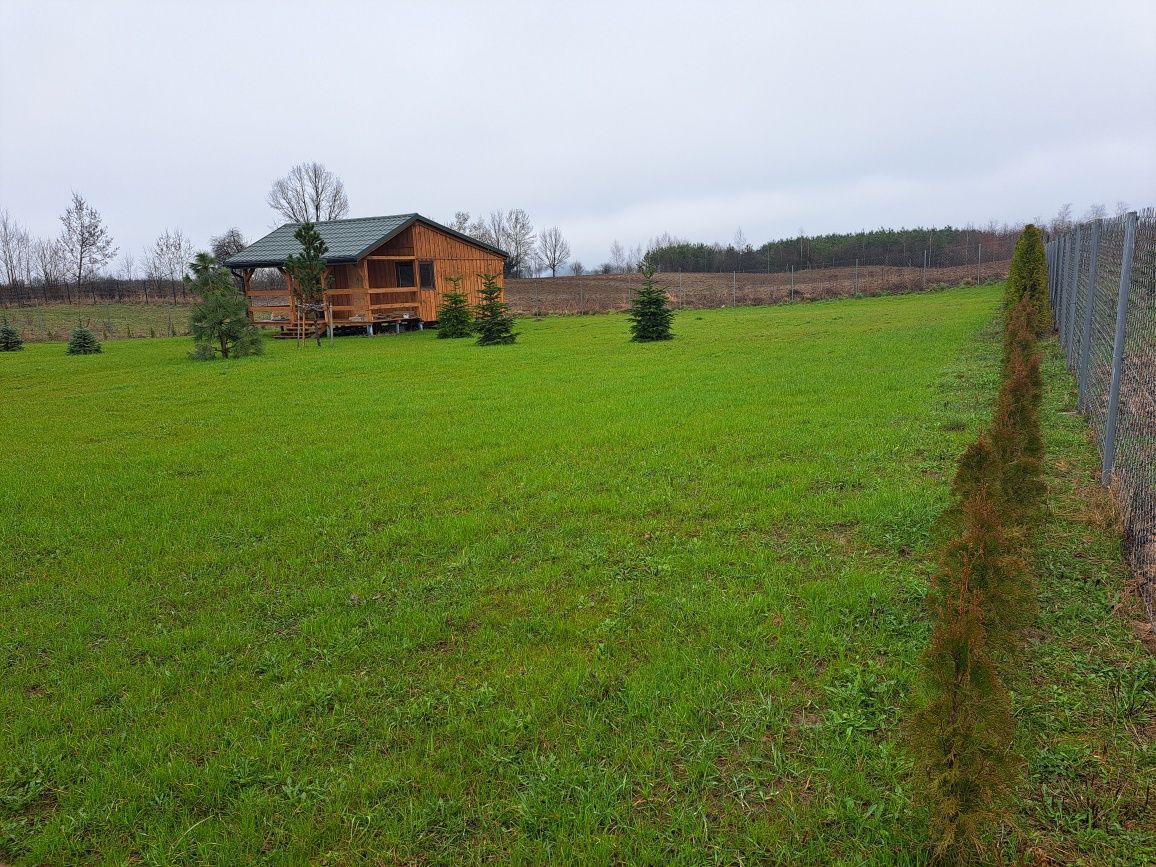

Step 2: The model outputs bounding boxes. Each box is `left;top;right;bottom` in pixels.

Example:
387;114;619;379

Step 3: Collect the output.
1;286;1152;864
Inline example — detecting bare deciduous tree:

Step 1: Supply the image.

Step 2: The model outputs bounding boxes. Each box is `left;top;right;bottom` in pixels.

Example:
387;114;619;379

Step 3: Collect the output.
33;238;66;297
449;211;471;233
152;229;193;303
1114;201;1130;218
266;162;350;223
1083;203;1107;221
210;228;247;263
59;192;118;302
489;209;535;277
571;261;585;276
466;215;493;246
626;243;643;273
609;240;627;273
0;210;31;291
118;250;137;301
1049;203;1073;235
536;226;571;277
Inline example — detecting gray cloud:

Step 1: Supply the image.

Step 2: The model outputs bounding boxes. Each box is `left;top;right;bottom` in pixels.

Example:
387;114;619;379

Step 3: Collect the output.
1;0;1153;269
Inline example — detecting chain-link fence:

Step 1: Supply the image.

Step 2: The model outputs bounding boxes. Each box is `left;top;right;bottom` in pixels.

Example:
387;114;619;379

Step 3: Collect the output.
1048;209;1156;619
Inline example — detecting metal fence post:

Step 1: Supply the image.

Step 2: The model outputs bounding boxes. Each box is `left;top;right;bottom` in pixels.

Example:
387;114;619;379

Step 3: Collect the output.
1076;219;1102;411
1049;241;1058;312
1066;226;1083;366
1060;233;1074;345
1101;211;1138;484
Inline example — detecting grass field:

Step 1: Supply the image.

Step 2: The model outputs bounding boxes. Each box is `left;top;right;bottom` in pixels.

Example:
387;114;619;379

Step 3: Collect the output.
2;286;1153;864
1;302;193;342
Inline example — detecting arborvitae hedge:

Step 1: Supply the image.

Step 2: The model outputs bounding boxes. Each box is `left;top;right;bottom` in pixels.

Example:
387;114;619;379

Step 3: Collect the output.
908;226;1049;862
908;555;1018;864
67;324;102;355
0;319;23;351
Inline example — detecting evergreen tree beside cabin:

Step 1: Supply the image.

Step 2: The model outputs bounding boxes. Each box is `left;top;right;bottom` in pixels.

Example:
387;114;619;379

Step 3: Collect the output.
223;214;508;336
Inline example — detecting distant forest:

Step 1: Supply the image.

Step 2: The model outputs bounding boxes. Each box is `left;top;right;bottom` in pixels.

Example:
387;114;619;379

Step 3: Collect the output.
643;225;1023;273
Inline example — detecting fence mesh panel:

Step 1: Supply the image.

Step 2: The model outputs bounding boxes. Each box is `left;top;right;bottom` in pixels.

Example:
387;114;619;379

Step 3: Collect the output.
1049;208;1156;620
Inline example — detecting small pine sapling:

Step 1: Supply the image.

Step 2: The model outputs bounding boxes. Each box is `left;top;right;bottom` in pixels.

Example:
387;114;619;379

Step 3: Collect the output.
186;252;264;360
474;273;517;346
67;322;101;355
284;221;333;346
0;318;23;351
628;266;674;342
436;275;473;339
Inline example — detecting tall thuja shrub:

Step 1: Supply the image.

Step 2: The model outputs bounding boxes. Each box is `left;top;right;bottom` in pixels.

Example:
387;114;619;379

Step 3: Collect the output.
909;461;1022;864
1004;224;1050;335
436;275;473;339
908;510;1019;865
943;436;1035;655
474;273;517;346
993;296;1046;530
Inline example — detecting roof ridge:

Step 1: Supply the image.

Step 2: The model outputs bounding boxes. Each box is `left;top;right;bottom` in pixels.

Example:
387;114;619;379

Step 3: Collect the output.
279;213;418;227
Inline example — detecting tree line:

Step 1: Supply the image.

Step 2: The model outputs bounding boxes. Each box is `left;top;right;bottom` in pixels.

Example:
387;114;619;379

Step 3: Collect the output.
595;202;1131;276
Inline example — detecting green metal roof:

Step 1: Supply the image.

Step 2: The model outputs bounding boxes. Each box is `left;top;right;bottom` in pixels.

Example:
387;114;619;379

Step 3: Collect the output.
224;213;507;269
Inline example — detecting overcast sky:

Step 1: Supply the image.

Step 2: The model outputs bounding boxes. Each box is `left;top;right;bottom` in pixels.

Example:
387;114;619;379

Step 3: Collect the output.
1;0;1153;270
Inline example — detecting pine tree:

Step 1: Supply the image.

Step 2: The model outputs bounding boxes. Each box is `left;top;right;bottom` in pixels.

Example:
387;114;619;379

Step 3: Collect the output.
67;322;101;355
628;266;674;341
436;275;473;339
284;221;333;346
186;252;264;359
0;319;23;351
474;273;517;346
1005;224;1050;333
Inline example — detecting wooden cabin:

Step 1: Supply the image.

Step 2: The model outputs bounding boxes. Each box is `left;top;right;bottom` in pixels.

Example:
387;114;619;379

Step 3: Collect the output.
224;214;508;334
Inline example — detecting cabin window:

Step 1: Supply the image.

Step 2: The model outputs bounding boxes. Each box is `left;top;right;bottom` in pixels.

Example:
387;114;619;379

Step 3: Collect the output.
419;261;435;289
396;262;415;288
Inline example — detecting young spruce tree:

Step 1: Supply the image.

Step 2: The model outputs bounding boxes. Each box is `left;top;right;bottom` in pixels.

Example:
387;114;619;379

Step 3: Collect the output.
187;252;264;360
0;318;23;351
474;273;517;345
67;322;101;355
436;275;473;339
628;265;674;341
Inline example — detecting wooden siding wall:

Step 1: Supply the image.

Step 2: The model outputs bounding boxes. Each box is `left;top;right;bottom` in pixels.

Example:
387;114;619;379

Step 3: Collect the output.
409;223;505;320
244;221;505;328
